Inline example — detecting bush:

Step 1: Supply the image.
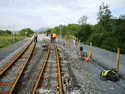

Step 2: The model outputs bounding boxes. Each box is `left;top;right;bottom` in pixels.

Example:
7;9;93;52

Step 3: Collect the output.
75;24;93;42
19;28;33;36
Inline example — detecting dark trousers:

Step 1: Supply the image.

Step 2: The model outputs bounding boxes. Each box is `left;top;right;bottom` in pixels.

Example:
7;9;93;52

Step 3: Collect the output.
34;37;37;42
51;38;53;43
53;37;56;42
51;37;56;43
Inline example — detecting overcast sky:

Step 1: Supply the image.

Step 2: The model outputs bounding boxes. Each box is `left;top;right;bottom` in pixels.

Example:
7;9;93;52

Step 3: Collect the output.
0;0;125;31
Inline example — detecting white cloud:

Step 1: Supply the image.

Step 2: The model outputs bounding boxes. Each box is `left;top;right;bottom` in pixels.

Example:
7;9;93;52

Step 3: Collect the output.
0;0;125;30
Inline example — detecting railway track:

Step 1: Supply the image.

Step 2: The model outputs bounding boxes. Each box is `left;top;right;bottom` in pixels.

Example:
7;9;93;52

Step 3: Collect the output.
33;40;63;94
1;35;110;94
13;39;63;94
0;38;64;93
0;40;36;93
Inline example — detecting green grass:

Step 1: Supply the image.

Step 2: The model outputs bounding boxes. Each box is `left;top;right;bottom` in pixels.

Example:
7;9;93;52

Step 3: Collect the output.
0;34;27;49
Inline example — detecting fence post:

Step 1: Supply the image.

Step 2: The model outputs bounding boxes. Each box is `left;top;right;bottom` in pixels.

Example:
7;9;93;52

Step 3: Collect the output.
68;39;70;48
77;38;78;45
79;40;80;53
90;42;92;61
116;48;120;74
72;39;73;50
66;37;67;46
64;36;65;45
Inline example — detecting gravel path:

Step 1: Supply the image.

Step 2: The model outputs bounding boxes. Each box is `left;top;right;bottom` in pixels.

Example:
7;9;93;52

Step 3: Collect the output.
83;44;125;65
0;35;125;94
14;40;46;93
57;42;125;94
55;37;125;65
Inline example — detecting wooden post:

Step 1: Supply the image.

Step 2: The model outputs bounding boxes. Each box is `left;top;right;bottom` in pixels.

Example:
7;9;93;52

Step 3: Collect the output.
65;36;66;46
116;48;120;74
90;42;92;61
79;40;80;53
72;39;73;50
68;39;70;48
66;37;67;46
64;36;65;46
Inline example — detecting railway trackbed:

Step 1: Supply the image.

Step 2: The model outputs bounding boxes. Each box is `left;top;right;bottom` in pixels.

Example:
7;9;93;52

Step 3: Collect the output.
32;40;63;94
0;35;125;94
0;37;86;94
0;40;36;93
0;39;64;94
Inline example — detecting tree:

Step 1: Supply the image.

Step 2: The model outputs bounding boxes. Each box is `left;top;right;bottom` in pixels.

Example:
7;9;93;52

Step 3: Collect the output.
97;1;112;32
119;14;125;19
75;24;93;42
0;30;5;34
78;15;88;25
19;28;33;36
5;30;11;34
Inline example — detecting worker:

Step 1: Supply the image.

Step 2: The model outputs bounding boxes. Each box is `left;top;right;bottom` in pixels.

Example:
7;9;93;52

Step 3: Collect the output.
80;46;83;52
52;33;57;42
34;33;38;42
73;39;76;50
50;33;53;43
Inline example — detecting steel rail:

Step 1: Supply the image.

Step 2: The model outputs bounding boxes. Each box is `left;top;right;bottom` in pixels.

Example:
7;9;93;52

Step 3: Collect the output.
9;41;36;94
0;40;33;76
32;39;63;94
53;43;63;94
32;42;50;94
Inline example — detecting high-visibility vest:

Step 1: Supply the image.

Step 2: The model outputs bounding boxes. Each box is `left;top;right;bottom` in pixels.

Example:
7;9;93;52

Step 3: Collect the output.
52;33;56;38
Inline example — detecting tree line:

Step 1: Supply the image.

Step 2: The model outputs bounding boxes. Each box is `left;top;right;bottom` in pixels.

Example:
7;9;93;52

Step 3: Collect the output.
48;1;125;54
19;28;34;36
0;30;12;35
0;28;34;37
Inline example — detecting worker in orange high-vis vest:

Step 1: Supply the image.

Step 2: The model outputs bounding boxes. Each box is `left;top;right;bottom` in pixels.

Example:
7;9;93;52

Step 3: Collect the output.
52;33;56;42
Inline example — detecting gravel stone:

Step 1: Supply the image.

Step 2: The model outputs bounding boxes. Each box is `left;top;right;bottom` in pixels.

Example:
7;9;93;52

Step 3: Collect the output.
0;75;17;83
0;35;125;93
0;38;33;67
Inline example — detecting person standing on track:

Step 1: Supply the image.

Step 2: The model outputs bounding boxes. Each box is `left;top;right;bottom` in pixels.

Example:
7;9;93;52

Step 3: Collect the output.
52;33;57;42
34;33;38;42
73;39;76;51
50;33;56;43
50;33;53;43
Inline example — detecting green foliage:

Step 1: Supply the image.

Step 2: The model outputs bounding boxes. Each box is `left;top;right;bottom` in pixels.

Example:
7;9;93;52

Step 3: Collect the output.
97;1;112;32
39;31;43;34
47;30;52;34
97;1;112;21
0;30;12;34
78;15;88;25
0;34;26;48
19;28;33;36
119;14;125;19
5;30;11;34
75;24;93;42
46;1;125;54
80;1;125;54
86;18;125;54
39;31;46;34
50;24;80;37
50;26;60;35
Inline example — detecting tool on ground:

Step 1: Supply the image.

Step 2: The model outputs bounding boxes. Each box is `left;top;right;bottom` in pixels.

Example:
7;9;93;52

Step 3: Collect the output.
100;69;119;82
85;50;93;62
